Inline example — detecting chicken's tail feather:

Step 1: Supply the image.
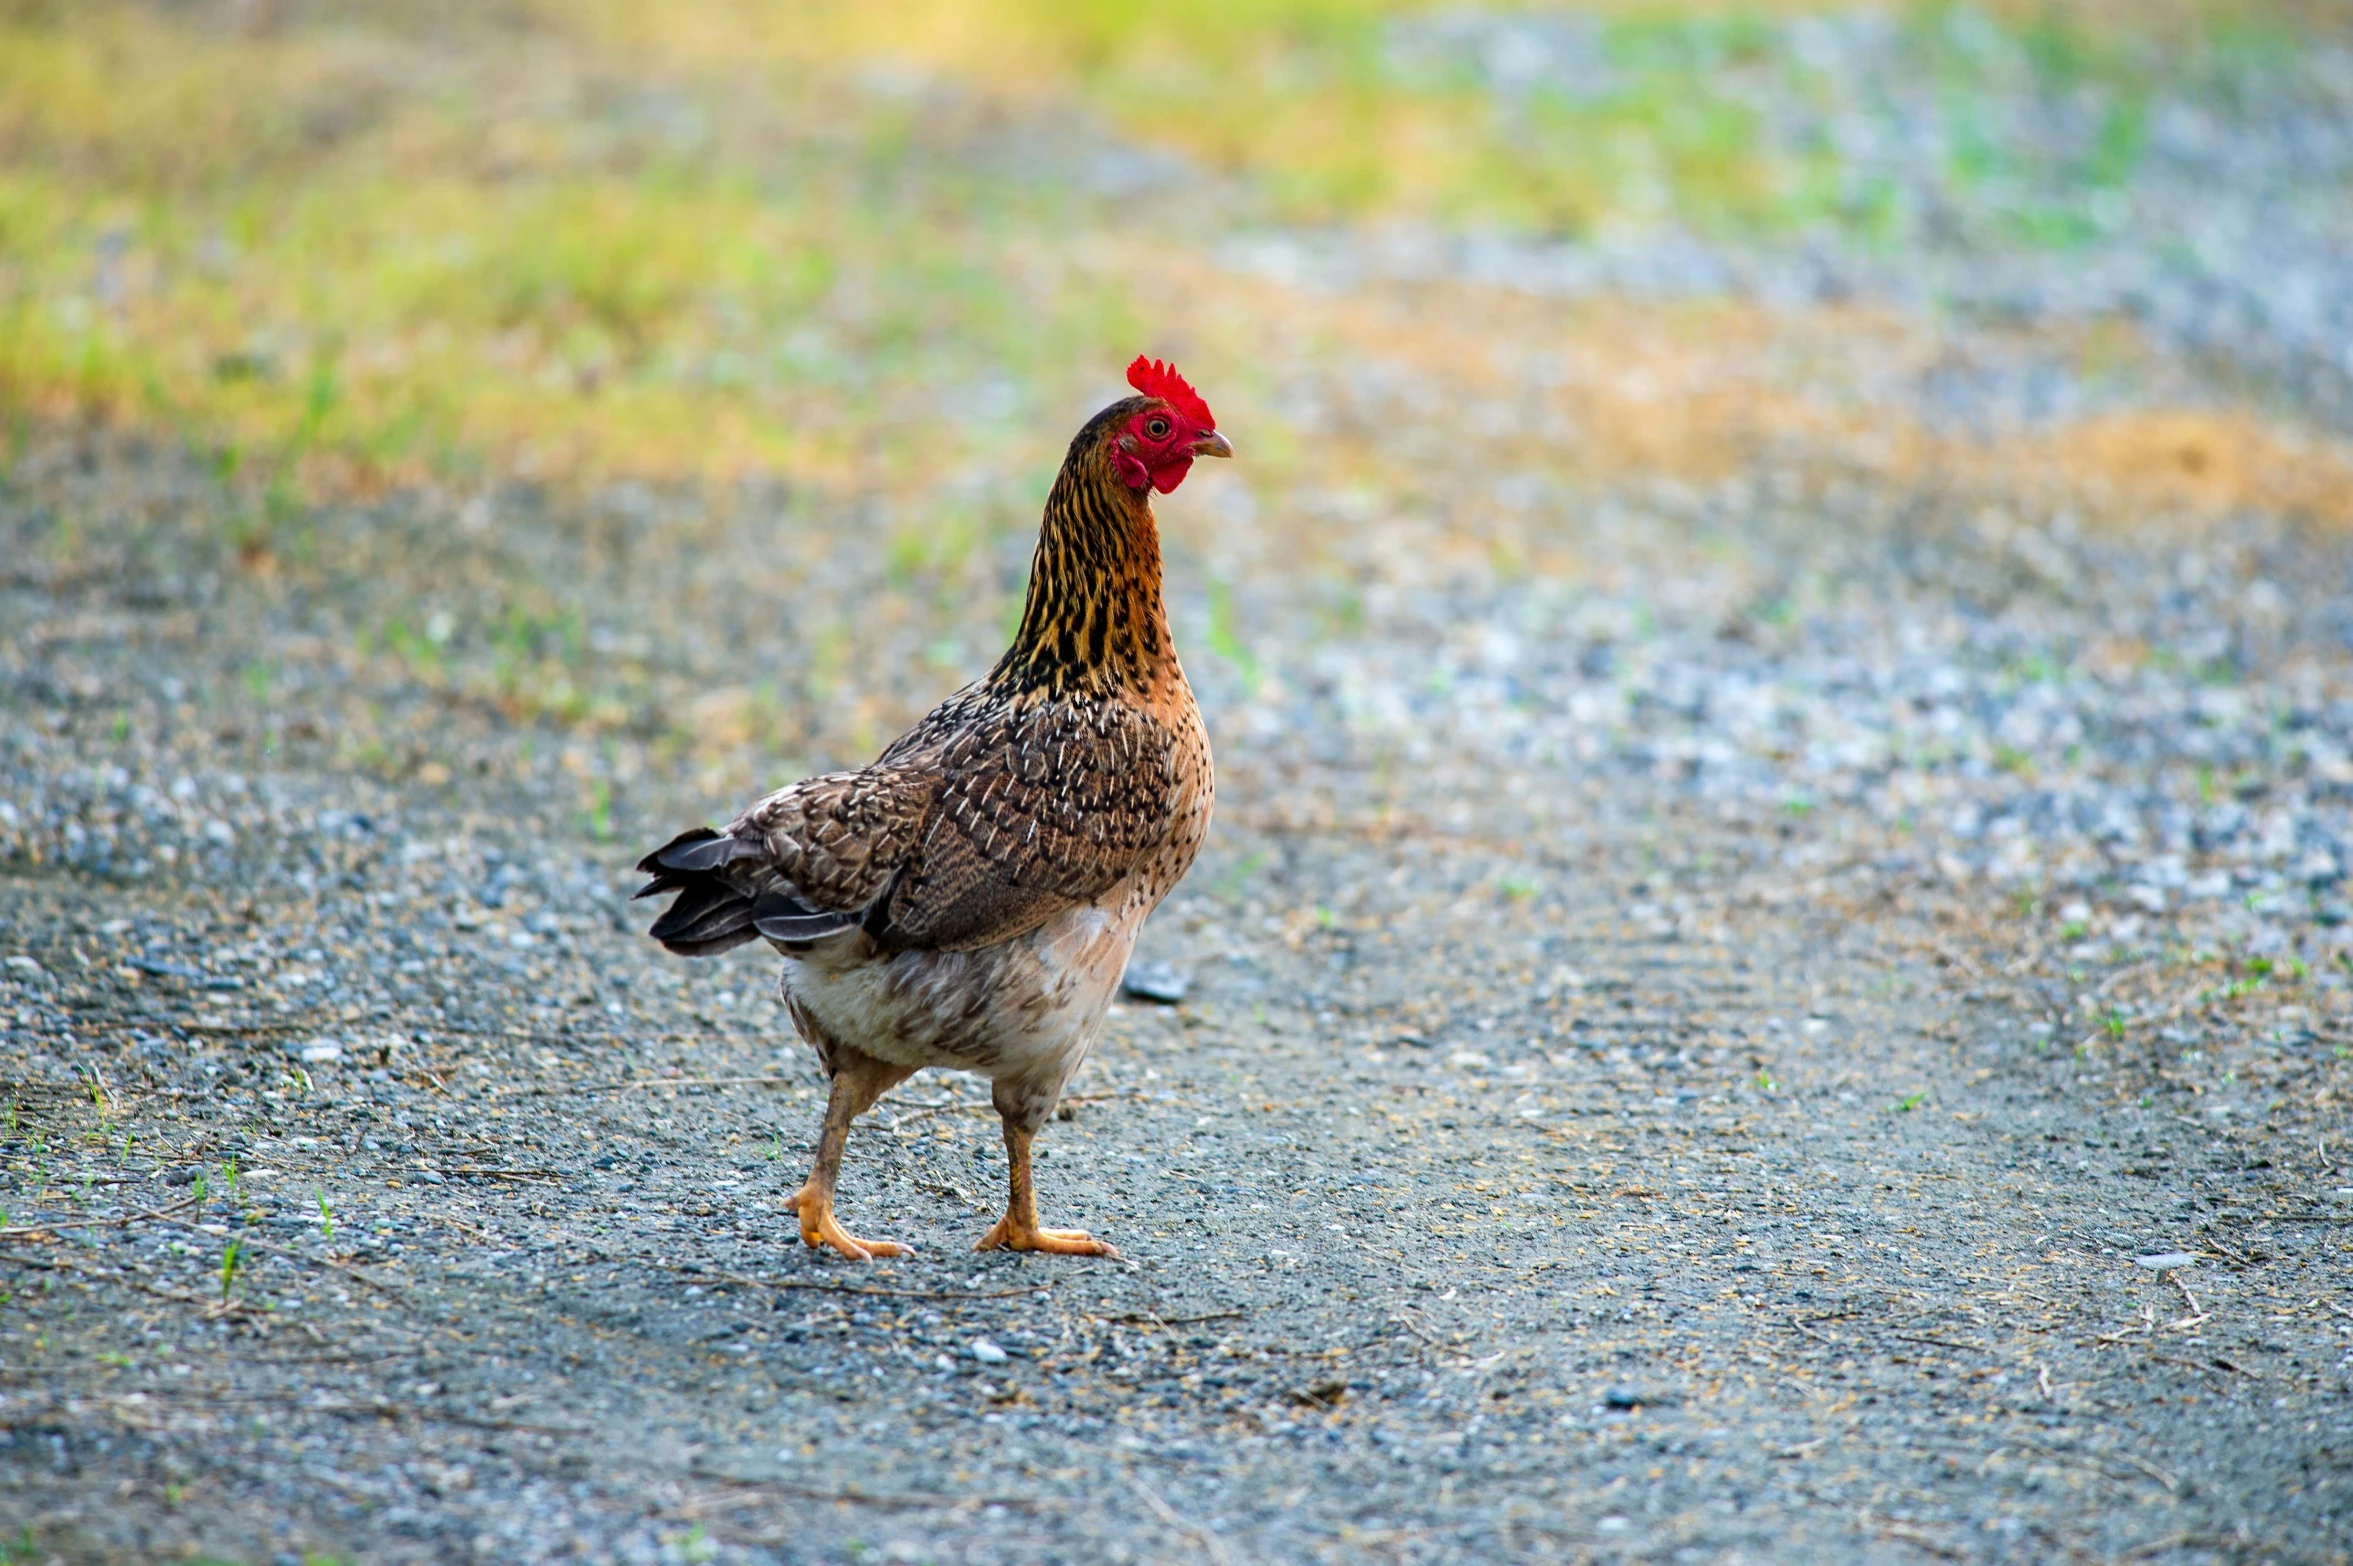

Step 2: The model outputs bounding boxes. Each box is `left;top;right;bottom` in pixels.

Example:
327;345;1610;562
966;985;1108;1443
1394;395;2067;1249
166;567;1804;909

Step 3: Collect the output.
634;828;862;956
634;828;763;956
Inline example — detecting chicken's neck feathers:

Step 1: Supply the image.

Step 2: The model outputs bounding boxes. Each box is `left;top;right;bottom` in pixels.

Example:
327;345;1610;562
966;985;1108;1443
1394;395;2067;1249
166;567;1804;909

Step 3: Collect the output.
989;454;1177;702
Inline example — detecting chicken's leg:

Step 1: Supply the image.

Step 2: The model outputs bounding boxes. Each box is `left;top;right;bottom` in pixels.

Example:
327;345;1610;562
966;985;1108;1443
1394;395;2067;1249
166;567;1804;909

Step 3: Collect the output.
787;1047;916;1260
975;1090;1117;1257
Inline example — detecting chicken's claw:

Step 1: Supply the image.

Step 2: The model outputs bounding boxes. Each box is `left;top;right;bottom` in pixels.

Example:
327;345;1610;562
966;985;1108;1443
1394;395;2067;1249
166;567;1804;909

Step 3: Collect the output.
787;1187;910;1260
974;1216;1118;1257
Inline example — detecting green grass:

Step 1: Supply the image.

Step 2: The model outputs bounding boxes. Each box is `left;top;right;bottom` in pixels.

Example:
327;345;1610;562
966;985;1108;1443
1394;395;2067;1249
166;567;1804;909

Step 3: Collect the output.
598;0;2303;237
1203;577;1263;694
217;1236;246;1303
0;1;1155;518
0;0;2327;509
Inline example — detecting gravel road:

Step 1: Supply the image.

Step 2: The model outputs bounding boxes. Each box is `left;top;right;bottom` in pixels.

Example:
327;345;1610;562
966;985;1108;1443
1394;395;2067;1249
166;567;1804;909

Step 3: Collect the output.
6;14;2353;1563
5;403;2349;1563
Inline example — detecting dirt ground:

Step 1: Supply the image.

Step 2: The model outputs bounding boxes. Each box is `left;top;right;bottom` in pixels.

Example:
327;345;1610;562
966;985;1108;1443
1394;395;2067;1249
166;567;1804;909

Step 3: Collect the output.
4;401;2350;1564
6;5;2353;1561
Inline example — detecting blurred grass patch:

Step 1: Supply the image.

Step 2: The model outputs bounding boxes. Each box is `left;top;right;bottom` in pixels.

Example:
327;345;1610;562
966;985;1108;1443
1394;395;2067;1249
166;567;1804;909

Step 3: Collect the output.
0;0;2334;512
582;0;2325;235
0;0;1150;521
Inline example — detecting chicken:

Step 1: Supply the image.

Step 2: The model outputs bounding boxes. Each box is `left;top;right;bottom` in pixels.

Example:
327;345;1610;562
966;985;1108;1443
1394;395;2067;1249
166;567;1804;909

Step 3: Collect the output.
634;357;1230;1260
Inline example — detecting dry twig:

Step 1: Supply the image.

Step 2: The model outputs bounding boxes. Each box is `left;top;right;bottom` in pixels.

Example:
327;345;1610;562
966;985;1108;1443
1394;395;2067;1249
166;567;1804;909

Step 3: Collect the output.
0;1192;203;1242
1128;1466;1236;1566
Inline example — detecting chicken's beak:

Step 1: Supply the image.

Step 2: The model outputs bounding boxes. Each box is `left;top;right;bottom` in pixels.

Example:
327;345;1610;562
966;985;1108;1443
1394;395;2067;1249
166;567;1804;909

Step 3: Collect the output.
1191;429;1235;460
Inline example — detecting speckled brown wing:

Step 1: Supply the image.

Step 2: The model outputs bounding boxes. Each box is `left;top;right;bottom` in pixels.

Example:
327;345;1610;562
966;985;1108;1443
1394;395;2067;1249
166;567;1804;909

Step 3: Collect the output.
728;764;939;914
641;692;1183;957
870;692;1183;953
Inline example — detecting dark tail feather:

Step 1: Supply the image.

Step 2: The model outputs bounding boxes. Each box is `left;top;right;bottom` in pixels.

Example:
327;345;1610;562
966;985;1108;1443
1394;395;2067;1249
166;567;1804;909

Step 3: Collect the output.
635;828;865;956
751;888;857;944
646;879;761;956
636;828;762;957
648;830;767;875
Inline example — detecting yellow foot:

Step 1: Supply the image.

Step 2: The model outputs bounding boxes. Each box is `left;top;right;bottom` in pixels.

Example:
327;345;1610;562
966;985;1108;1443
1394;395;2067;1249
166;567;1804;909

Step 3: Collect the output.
786;1188;910;1260
974;1216;1119;1257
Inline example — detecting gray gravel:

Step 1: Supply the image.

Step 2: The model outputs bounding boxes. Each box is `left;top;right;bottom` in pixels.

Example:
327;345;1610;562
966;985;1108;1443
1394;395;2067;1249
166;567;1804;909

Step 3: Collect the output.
5;403;2351;1564
7;14;2353;1563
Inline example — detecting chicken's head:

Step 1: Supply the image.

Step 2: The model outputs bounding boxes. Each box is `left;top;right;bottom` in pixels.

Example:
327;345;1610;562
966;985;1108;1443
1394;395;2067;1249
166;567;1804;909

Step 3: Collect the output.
1112;356;1232;494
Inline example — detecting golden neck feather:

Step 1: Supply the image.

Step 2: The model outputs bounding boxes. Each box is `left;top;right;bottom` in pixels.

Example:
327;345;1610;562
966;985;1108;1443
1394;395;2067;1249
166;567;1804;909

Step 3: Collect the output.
990;452;1174;700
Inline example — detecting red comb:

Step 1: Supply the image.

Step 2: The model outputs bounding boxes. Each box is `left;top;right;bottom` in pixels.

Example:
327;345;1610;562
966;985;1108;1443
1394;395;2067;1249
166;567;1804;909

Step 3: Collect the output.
1126;355;1214;429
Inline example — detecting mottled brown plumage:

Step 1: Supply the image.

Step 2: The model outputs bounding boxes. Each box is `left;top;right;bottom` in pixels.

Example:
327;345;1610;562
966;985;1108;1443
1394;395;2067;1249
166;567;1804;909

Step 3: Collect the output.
637;373;1229;1259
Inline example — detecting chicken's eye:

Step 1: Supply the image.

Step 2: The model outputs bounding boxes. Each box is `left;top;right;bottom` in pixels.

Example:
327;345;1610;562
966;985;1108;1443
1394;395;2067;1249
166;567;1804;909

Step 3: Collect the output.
1145;417;1171;439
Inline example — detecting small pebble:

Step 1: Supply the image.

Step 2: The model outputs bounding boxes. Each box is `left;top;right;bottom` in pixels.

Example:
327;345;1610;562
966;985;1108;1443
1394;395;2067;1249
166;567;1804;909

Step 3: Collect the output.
1120;961;1189;1005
